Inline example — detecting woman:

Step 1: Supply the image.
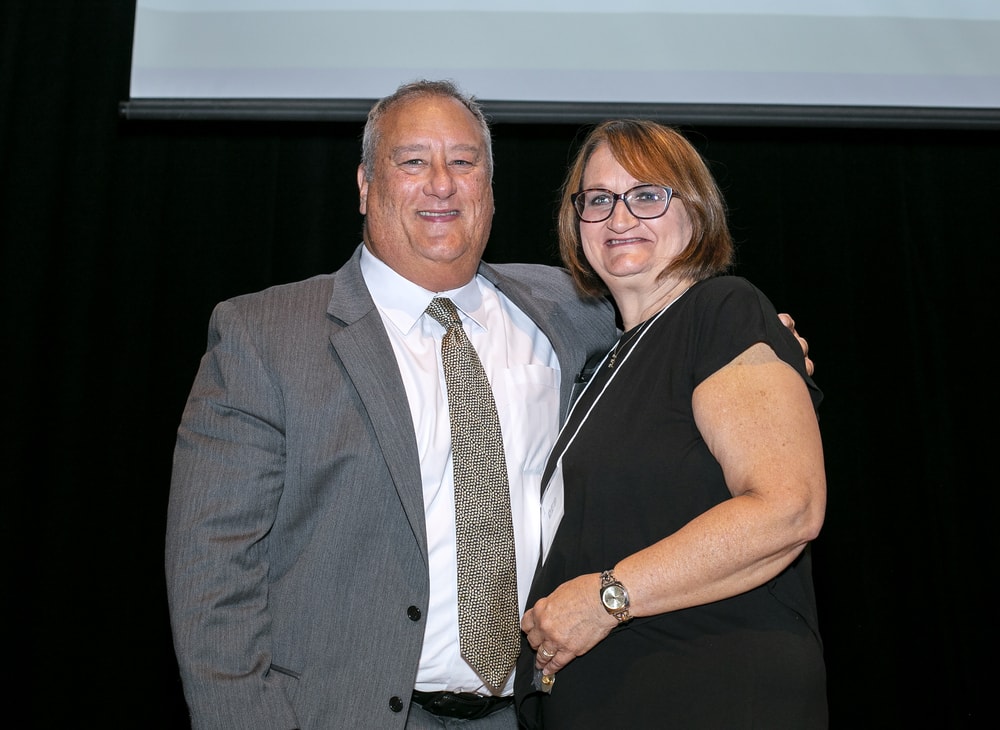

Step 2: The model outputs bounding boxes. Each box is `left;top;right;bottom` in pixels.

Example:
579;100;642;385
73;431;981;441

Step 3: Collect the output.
516;119;828;728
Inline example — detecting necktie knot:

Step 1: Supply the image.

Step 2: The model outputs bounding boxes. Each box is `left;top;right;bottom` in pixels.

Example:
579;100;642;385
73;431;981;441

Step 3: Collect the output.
426;296;461;330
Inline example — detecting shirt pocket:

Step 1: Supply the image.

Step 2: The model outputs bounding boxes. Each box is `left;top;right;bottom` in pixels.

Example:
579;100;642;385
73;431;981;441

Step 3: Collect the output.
495;363;560;476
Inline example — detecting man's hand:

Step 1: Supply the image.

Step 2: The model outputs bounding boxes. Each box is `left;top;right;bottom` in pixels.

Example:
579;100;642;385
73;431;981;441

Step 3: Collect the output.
778;313;814;376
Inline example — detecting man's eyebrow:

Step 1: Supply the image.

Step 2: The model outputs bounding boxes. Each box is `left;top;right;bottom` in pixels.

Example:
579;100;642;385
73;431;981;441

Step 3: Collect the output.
391;144;429;158
390;143;482;158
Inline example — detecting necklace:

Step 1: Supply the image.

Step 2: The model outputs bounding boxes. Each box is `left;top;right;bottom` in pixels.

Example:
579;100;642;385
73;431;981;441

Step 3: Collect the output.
607;319;652;369
605;284;695;370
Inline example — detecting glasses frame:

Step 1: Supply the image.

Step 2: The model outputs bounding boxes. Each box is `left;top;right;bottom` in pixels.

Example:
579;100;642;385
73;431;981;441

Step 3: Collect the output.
571;184;675;223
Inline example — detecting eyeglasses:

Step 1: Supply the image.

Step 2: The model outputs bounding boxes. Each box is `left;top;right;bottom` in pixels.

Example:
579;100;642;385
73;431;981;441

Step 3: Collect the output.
571;184;675;223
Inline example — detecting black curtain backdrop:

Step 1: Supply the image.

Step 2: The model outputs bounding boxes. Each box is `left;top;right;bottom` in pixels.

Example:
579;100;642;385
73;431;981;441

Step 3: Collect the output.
4;2;994;728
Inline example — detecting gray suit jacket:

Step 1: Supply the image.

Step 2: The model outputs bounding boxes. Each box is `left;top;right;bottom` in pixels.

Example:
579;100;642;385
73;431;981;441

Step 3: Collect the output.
166;245;616;729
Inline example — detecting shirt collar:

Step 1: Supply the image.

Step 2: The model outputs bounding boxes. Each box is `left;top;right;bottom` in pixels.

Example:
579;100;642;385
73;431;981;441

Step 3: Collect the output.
360;245;488;334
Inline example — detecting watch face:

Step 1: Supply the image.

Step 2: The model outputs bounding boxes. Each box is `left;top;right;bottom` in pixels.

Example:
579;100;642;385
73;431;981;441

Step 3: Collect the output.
602;584;627;610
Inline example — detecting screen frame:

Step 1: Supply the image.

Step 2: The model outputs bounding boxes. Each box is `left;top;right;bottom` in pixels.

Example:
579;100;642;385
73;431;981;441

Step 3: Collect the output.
118;98;1000;129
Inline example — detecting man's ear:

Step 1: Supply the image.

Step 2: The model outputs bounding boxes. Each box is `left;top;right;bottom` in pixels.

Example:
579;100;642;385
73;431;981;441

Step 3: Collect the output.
357;164;368;214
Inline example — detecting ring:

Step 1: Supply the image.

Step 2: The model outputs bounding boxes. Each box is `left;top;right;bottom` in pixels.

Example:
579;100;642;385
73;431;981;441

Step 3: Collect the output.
539;646;556;658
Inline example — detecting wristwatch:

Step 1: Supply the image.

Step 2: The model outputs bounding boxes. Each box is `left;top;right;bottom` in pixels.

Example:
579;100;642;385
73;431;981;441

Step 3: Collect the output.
599;569;632;623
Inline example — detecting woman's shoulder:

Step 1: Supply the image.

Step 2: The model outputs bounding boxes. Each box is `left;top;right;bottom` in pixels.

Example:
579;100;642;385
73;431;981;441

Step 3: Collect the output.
682;276;765;315
674;276;784;371
690;275;759;298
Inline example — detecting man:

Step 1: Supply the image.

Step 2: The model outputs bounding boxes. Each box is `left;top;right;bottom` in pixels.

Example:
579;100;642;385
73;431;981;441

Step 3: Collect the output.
166;79;810;729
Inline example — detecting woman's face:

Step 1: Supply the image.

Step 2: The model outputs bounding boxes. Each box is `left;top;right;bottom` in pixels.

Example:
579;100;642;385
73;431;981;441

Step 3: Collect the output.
578;144;692;297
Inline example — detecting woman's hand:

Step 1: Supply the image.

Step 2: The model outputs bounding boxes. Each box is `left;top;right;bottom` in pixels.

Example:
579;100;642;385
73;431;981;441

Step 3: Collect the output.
520;573;616;676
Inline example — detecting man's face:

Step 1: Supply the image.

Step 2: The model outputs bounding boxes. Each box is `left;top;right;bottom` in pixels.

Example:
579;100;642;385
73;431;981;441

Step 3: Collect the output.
358;95;494;292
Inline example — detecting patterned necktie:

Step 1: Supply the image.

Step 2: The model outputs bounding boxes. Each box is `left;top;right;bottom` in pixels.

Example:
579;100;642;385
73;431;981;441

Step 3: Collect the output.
425;297;520;694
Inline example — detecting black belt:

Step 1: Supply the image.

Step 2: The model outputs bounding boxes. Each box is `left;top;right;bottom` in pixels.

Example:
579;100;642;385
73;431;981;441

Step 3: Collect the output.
411;689;513;720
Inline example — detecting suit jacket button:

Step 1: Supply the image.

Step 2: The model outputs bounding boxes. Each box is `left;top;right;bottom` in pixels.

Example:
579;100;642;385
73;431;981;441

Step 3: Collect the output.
389;696;405;713
407;605;421;621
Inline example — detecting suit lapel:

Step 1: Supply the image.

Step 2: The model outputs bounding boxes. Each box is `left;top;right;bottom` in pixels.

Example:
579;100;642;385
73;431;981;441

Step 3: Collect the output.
326;247;428;560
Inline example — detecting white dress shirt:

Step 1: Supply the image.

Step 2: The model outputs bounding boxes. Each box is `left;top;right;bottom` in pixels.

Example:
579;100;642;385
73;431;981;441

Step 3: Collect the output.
360;246;560;696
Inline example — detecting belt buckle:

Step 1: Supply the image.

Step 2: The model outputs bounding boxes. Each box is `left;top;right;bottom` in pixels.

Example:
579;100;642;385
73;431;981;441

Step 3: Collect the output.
415;690;510;720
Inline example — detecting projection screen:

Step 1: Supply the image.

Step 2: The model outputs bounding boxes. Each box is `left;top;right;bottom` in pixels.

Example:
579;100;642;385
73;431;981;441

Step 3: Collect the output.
122;0;1000;128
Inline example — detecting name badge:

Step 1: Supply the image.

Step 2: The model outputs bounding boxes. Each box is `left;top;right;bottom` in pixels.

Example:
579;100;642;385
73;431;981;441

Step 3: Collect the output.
540;460;565;563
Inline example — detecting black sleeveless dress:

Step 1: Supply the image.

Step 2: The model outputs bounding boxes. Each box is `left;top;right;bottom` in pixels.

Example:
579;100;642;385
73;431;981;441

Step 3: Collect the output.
515;276;828;729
